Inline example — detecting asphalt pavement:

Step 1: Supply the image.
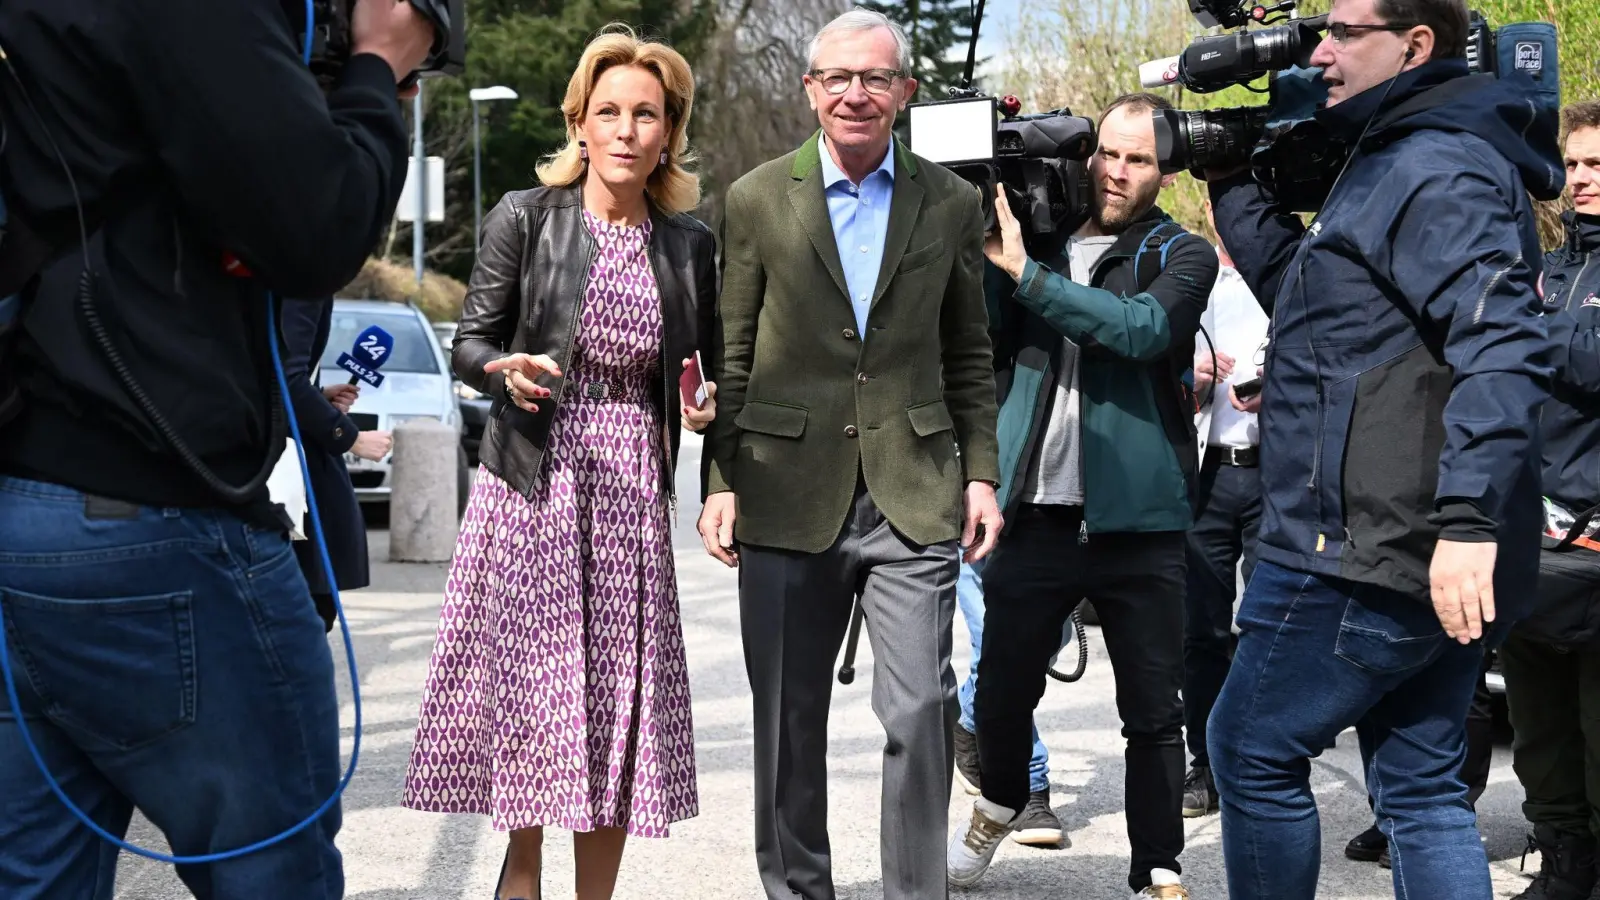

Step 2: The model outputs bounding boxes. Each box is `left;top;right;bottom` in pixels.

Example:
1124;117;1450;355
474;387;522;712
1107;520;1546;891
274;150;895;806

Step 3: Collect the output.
109;434;1543;899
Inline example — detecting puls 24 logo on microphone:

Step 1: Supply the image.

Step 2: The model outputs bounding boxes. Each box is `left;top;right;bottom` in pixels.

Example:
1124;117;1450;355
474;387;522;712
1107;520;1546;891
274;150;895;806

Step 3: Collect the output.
338;326;393;388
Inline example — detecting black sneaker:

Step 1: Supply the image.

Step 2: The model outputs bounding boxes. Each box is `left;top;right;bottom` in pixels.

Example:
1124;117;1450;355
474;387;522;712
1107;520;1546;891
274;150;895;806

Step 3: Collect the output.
1345;825;1388;863
1181;766;1218;818
1010;789;1066;847
953;723;981;796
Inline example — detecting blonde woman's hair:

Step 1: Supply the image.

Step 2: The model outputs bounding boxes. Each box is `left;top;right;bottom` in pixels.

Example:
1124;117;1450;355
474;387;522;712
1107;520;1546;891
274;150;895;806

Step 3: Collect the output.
535;24;700;215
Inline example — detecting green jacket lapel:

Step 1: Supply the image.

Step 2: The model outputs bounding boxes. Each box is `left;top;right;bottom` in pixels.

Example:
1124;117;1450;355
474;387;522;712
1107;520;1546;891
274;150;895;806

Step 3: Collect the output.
869;138;923;308
788;131;851;302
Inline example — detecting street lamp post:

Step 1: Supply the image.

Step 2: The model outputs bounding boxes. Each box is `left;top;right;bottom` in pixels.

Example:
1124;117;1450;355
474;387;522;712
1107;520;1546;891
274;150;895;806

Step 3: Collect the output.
468;85;519;260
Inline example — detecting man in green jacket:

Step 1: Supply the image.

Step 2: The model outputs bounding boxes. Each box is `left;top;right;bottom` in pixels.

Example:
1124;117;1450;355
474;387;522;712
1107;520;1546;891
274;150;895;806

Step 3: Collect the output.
697;9;1001;900
946;93;1218;900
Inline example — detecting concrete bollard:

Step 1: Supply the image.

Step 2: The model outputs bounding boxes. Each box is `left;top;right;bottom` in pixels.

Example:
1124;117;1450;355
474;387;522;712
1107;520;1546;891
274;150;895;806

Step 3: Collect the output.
389;418;459;563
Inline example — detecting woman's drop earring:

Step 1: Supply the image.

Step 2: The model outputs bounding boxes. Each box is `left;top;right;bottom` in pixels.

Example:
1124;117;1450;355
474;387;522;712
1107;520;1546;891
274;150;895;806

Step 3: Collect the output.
579;140;589;161
659;150;668;165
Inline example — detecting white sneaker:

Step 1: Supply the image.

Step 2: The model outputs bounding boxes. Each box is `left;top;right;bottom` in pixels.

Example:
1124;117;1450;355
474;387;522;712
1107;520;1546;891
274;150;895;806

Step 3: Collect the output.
1132;868;1190;899
947;798;1016;888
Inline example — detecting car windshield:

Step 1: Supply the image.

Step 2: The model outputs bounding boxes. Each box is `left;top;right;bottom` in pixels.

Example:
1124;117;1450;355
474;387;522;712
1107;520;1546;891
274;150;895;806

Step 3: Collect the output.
319;308;441;375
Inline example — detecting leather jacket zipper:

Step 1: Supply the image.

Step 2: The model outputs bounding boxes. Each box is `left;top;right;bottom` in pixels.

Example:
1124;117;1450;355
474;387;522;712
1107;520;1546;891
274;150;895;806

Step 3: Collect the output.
642;225;677;524
560;222;599;422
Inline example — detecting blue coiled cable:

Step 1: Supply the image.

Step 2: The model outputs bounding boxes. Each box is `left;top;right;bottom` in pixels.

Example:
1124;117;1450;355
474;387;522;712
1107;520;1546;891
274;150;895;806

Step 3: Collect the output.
0;0;365;864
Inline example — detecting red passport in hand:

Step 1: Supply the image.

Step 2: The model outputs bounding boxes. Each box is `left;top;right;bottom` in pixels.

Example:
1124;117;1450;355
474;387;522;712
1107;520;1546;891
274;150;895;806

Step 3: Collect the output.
679;351;708;410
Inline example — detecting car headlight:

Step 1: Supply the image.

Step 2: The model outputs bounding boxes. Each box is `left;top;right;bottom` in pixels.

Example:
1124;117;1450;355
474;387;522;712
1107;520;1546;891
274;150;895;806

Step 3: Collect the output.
454;382;484;401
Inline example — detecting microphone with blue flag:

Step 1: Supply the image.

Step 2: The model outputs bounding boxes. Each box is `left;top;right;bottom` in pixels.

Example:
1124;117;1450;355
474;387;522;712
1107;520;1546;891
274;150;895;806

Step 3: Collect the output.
337;325;393;388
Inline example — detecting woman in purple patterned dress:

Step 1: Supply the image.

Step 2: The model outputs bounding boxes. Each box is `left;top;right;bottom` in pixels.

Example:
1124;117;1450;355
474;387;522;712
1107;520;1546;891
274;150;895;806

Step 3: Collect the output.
402;26;718;900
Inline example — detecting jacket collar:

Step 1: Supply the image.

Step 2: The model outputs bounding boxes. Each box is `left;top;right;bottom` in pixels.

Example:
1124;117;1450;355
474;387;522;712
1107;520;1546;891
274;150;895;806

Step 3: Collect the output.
1315;58;1470;145
1563;210;1600;255
787;128;926;311
791;128;920;181
1034;204;1174;267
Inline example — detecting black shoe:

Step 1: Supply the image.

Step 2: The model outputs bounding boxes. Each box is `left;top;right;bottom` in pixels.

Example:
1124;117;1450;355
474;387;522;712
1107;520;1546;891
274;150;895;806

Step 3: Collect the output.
1379;847;1391;869
1513;825;1598;900
1010;789;1067;847
1181;766;1218;818
1345;825;1388;863
953;723;981;796
494;845;540;900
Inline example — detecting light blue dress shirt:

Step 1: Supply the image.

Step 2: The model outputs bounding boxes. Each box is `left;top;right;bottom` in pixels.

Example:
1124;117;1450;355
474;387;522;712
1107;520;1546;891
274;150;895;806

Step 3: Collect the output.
817;133;894;338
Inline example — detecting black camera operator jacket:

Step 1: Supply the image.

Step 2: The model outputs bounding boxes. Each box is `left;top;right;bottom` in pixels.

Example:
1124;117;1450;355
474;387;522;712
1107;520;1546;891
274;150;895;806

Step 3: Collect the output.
1210;58;1564;608
1520;211;1600;647
986;207;1219;537
0;1;409;527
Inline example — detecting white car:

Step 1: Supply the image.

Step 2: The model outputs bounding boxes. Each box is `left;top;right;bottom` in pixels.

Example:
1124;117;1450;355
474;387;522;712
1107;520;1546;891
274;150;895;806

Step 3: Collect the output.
319;298;468;513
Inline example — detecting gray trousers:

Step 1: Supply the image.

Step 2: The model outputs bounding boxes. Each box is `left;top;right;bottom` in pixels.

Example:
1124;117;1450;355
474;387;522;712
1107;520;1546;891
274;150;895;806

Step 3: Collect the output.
738;480;960;900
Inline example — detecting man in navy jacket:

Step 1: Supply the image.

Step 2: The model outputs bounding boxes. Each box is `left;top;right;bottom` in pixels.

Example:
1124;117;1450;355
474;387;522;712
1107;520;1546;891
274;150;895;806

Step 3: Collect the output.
1205;0;1564;896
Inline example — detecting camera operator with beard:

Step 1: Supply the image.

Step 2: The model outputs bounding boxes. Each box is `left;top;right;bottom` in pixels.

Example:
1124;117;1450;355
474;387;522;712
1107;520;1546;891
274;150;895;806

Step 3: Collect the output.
0;1;432;897
947;92;1218;900
1203;0;1564;896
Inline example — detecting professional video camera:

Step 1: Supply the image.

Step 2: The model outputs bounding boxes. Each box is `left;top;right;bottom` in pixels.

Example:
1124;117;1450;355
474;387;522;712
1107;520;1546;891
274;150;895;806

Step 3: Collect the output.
1142;0;1559;211
290;0;467;91
904;0;1096;240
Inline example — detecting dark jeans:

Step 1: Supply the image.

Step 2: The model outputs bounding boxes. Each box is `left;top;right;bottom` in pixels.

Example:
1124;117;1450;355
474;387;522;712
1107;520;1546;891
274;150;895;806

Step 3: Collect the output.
0;476;344;899
1501;632;1600;840
1183;454;1261;768
1362;662;1493;816
1208;560;1496;900
975;504;1187;891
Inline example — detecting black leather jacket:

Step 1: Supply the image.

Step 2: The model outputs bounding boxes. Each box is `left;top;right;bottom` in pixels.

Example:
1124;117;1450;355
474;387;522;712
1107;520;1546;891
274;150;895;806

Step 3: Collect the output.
454;185;717;510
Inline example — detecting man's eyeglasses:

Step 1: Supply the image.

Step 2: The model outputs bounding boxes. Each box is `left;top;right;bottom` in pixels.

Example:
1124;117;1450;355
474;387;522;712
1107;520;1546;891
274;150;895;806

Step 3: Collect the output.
1327;21;1416;44
808;68;906;96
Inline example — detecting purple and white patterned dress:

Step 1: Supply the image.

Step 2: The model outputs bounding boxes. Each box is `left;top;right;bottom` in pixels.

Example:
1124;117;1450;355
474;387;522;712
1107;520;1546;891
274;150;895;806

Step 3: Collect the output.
403;211;698;838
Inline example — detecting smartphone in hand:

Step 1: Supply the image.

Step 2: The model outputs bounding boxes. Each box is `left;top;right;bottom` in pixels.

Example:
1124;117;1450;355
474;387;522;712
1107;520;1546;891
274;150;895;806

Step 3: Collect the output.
1233;376;1264;400
679;351;708;410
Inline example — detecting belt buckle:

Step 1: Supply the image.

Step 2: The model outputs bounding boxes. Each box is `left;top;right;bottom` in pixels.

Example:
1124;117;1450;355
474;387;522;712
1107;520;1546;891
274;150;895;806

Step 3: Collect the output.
584;381;610;400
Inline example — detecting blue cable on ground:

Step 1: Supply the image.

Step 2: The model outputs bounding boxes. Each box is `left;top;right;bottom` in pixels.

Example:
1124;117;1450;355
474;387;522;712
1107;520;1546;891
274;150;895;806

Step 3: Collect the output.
0;1;364;864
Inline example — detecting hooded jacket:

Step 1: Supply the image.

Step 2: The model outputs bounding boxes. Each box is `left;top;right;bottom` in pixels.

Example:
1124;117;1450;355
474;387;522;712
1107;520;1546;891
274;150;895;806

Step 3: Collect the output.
1538;211;1600;514
1211;59;1563;606
0;1;408;527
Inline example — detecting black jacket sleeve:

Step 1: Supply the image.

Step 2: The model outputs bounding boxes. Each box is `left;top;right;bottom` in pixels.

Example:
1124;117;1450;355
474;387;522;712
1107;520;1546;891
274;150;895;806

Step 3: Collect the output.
1208;171;1306;317
118;0;409;297
453;193;524;403
279;297;360;455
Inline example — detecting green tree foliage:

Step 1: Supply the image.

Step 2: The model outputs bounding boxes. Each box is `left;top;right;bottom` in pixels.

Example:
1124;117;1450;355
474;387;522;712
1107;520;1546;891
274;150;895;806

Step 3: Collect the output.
862;0;984;101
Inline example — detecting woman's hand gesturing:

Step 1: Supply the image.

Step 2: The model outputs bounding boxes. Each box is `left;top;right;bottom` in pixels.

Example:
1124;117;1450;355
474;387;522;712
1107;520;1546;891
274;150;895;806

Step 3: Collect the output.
484;353;563;413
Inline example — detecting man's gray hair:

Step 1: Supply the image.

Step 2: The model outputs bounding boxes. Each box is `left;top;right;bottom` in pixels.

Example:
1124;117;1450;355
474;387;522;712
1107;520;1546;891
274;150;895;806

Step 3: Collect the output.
806;8;913;72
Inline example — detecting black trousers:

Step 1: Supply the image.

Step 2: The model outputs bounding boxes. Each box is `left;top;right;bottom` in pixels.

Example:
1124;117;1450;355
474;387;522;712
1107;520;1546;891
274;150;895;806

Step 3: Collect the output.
975;504;1187;891
1182;453;1262;768
1502;633;1600;839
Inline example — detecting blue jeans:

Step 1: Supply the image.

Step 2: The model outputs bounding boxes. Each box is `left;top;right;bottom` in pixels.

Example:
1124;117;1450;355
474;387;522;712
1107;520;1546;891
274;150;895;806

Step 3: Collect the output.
1207;560;1494;900
956;558;1050;794
0;476;343;899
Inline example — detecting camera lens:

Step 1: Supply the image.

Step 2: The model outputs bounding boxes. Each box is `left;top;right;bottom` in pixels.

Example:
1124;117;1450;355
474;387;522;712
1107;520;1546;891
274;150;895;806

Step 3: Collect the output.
1153;106;1271;175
